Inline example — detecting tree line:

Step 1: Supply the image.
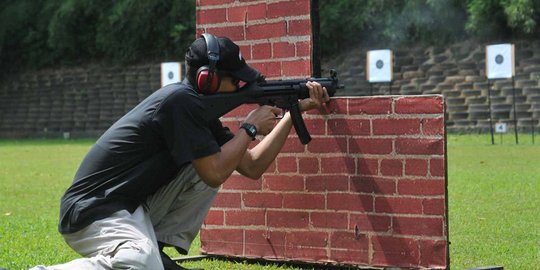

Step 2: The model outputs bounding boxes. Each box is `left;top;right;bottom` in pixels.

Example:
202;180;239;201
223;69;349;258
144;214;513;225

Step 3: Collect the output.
1;0;539;74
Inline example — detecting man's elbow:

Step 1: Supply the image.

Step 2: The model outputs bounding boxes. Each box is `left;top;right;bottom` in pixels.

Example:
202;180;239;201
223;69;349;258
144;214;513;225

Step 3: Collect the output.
200;171;230;188
239;166;264;180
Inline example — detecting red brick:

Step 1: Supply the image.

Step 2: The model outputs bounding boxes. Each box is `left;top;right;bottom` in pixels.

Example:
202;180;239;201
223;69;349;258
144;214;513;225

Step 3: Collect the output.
393;216;444;237
273;42;296;58
204;210;224;225
419;240;448;268
285;246;328;262
267;1;310;18
250;61;282;79
279;137;305;153
372;236;420;268
404;159;429;176
245;229;286;259
226;6;247;23
395;96;443;114
350;213;392;233
423;198;446;215
200;228;243;255
357;158;379;176
243;192;283;208
225;209;266;226
298;157;319;174
286;231;328;248
350;138;393;155
396;138;444;155
321;156;356;174
246;3;267;20
380;159;403;176
303;118;326;135
281;60;311;77
197;8;226;24
276;156;297;173
288;19;312;36
327;193;373;212
246;22;287;40
267;210;309;228
372;118;421;135
321;98;347;115
295;41;311;57
349;97;393;115
327;119;370;136
310;211;348;229
374;196;423;214
307;137;347;153
263;175;304;191
330;249;370;265
213;192;242;208
245;229;286;246
350;176;396;194
397;179;445;196
205;25;245;40
305;175;348;192
331;231;369;250
252;42;272;60
283;193;325;210
430;158;445;177
423;117;445;135
222;174;262;190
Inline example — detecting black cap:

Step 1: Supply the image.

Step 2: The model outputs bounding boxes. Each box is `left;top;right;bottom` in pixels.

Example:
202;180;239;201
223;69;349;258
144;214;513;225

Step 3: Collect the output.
185;35;261;83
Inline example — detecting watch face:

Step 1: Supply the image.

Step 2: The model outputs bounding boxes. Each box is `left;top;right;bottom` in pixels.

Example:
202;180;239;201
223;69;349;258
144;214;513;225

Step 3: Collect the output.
248;126;256;134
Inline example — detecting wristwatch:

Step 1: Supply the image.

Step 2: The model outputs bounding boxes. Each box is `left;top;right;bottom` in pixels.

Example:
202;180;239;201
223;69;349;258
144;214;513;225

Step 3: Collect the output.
240;123;257;140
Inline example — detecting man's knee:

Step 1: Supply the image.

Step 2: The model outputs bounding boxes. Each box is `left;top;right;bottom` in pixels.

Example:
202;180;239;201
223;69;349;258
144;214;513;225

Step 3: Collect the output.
111;239;163;270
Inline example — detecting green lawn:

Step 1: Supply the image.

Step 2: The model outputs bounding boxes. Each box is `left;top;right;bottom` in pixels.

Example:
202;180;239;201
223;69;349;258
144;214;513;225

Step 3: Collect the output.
0;135;538;269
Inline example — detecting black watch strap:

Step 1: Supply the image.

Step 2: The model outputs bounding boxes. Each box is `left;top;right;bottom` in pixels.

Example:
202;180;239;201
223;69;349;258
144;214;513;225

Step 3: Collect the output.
240;123;257;140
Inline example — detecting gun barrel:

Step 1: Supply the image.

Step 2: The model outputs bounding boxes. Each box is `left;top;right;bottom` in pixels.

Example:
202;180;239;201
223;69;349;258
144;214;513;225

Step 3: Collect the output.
258;77;341;98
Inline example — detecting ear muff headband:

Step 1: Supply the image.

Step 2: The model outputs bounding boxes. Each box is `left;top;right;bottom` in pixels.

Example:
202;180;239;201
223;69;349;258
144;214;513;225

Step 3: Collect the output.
197;33;221;94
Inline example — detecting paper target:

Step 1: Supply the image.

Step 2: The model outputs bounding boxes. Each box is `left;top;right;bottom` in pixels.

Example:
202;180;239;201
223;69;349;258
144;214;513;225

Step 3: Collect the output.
495;123;507;133
161;62;182;87
366;49;393;83
486;44;514;79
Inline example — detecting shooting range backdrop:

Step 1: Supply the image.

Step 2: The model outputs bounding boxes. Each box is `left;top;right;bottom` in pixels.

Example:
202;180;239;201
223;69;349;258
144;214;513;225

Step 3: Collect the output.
1;41;540;138
196;1;448;269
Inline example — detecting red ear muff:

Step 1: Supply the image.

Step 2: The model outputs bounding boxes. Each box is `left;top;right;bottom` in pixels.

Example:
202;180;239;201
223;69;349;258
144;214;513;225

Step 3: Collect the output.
196;65;221;94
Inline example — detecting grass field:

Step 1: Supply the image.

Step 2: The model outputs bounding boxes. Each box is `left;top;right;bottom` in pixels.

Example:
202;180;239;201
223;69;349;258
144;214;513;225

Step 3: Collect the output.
0;135;538;270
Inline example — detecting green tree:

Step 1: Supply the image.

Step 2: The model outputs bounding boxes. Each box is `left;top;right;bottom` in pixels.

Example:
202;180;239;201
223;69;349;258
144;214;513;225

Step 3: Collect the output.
94;0;195;63
466;0;539;38
0;0;195;73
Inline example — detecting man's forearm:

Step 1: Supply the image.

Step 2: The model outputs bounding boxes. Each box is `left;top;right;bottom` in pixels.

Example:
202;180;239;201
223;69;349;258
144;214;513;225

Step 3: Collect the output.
239;112;294;178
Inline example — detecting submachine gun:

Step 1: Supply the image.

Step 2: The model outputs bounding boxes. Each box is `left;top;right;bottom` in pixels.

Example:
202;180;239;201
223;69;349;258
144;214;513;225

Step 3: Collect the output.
200;70;344;144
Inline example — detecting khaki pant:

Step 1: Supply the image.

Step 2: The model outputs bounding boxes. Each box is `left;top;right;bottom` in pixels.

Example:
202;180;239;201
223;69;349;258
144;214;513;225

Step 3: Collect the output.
31;164;218;270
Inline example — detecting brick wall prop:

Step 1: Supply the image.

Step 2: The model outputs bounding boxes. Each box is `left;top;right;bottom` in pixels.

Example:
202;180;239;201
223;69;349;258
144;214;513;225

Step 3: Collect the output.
200;95;448;269
196;0;448;269
196;0;313;80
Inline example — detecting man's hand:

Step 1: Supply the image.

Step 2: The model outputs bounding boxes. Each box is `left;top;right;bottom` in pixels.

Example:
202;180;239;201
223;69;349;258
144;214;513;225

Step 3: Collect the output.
299;81;330;112
245;105;282;136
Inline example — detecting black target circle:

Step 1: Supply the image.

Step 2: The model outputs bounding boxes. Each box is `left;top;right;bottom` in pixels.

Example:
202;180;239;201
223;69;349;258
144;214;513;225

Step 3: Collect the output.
376;60;384;69
495;54;504;64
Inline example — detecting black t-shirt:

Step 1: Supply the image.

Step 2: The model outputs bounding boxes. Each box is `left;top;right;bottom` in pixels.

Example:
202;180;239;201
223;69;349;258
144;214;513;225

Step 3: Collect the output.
58;80;234;234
